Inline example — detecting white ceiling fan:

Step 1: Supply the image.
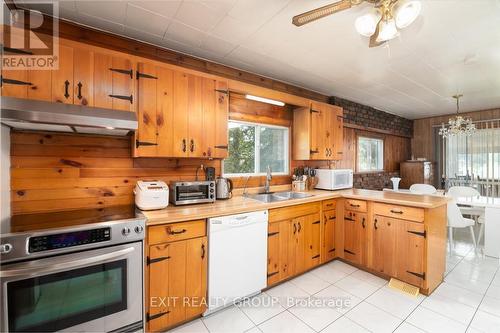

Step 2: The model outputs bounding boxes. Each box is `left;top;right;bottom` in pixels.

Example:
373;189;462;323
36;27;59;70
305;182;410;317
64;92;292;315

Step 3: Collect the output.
292;0;422;48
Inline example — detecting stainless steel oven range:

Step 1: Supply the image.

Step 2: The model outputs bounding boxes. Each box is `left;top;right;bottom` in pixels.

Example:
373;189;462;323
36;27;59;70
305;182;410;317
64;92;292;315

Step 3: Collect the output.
0;206;146;333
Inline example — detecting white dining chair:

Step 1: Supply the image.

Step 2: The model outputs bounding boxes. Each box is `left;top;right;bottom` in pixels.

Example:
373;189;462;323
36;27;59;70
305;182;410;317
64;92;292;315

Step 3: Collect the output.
409;184;437;195
447;200;477;251
447;186;485;248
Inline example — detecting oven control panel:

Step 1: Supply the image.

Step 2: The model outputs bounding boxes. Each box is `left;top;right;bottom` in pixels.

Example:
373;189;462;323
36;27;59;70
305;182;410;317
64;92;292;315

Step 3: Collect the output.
28;227;111;253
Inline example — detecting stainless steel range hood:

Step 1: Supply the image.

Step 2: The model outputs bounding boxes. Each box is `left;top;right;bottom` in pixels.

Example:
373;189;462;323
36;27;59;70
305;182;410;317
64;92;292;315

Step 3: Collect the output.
1;97;138;136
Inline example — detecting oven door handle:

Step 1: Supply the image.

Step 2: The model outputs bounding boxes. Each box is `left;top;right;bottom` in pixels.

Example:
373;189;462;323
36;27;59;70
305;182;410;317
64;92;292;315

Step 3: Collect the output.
0;247;134;278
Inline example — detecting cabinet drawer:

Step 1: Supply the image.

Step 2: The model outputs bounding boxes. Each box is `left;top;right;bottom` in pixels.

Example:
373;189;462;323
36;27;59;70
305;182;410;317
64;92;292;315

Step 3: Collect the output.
344;199;367;212
148;220;206;245
269;202;320;222
324;210;336;222
373;203;424;223
322;199;336;211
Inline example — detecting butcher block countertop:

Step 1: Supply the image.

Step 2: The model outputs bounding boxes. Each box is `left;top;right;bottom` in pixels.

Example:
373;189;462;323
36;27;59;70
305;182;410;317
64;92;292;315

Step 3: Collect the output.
142;188;449;225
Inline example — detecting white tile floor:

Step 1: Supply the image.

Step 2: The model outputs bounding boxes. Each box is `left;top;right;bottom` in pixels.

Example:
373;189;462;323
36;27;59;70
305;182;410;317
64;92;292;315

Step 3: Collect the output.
168;239;500;333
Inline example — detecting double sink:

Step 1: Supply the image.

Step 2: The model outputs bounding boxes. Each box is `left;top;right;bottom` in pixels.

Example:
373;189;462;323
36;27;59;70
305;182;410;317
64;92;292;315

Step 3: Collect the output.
246;191;313;203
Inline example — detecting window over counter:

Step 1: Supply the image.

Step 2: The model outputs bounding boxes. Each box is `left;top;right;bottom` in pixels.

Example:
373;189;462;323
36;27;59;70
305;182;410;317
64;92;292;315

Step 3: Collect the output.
223;121;289;176
357;136;384;172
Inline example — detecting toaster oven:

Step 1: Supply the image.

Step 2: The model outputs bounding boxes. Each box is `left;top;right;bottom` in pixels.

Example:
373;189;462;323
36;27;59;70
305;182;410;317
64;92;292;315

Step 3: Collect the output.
170;181;216;205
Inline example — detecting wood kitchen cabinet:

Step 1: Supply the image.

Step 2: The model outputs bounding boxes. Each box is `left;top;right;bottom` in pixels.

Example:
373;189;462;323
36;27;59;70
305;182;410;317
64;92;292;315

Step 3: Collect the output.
292;101;343;160
322;207;337;262
147;222;207;332
343;210;367;265
369;215;398;276
267;203;321;286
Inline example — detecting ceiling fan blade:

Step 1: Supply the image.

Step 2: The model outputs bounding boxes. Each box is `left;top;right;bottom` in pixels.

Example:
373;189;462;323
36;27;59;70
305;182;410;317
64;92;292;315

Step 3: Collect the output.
369;17;385;48
292;0;352;27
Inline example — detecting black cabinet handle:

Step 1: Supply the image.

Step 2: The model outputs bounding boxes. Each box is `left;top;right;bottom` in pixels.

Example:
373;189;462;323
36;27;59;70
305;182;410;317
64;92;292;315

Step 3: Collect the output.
390;209;403;214
293;223;297;235
136;140;158;148
64;80;70;98
350;203;361;208
168;228;187;235
328;248;336;253
201;244;206;259
1;76;32;86
109;68;133;79
344;249;355;255
312;254;320;259
190;139;195;152
267;271;279;278
77;82;83;99
310;149;319;154
182;139;187;152
297;222;301;232
344;217;355;222
362;218;366;228
109;94;133;104
374;219;378;230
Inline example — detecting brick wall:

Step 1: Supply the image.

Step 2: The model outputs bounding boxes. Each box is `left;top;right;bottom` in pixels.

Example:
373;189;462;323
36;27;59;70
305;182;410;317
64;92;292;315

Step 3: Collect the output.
329;97;413;190
330;96;413;137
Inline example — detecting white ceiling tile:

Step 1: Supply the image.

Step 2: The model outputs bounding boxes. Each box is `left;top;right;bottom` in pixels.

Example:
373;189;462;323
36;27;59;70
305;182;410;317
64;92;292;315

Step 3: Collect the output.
75;12;125;35
125;3;171;37
211;15;257;44
201;34;236;56
129;1;181;18
202;0;238;12
75;1;127;24
123;26;164;46
174;1;227;32
164;21;206;48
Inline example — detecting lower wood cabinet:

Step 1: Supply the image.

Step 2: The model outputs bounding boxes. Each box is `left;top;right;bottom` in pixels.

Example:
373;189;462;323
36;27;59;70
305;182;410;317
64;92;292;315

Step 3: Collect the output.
267;203;321;286
343;210;367;265
147;224;207;332
322;208;336;262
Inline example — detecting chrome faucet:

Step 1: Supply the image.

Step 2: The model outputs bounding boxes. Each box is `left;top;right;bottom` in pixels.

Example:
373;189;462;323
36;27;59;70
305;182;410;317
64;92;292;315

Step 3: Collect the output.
264;165;272;193
242;175;251;197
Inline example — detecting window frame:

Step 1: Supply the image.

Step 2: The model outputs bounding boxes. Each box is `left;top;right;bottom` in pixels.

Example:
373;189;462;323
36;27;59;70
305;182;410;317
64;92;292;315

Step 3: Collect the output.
356;135;385;173
222;120;290;177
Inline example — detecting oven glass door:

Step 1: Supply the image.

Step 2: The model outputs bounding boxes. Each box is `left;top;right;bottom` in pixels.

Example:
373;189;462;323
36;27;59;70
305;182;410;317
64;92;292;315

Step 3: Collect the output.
176;184;209;201
7;260;127;332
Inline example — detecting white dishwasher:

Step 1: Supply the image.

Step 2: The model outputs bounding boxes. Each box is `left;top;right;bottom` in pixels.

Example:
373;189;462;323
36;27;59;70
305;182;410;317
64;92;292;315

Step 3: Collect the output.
205;210;268;315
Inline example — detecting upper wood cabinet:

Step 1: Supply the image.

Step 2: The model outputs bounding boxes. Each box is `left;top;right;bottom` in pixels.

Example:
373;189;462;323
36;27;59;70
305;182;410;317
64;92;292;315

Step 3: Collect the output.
293;101;343;160
135;66;228;158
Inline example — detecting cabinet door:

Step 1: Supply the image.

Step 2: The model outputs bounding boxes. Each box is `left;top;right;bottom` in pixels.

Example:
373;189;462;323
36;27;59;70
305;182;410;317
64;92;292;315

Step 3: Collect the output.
187;74;203;157
293;216;307;274
334;107;344;160
304;213;321;270
136;62;159;157
370;216;398;276
343;210;365;264
322;210;336;262
201;77;216;158
51;45;73;104
185;237;207;318
396;221;426;287
156;66;174;157
27;69;52;101
1;68;29;98
148;243;172;332
213;80;229;158
310;102;326;160
172;71;189;157
93;53;113;109
73;47;94;106
268;221;289;285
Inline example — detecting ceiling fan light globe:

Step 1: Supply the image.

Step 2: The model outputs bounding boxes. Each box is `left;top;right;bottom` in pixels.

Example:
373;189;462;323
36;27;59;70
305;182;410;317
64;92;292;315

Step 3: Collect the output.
355;13;379;37
395;0;421;29
376;19;399;42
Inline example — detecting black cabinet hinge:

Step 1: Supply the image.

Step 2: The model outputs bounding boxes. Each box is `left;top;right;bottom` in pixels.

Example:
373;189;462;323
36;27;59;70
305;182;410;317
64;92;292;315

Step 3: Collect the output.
310;109;320;113
215;89;229;94
408;230;426;238
312;254;320;259
267;271;279;278
312;221;320;225
344;249;355;255
136;71;158;80
407;271;426;280
2;46;33;55
214;145;228;150
344;217;355;222
328;248;336;253
109;68;133;79
109;94;133;104
268;231;279;237
146;311;170;322
1;76;32;86
136;139;158;148
147;256;170;265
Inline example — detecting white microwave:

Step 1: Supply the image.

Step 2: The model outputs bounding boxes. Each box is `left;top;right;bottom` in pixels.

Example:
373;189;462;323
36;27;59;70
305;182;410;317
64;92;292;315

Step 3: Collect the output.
315;169;353;190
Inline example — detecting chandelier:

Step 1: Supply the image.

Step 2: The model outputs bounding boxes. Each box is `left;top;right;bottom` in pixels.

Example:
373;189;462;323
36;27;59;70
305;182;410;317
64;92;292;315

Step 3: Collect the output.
439;94;476;138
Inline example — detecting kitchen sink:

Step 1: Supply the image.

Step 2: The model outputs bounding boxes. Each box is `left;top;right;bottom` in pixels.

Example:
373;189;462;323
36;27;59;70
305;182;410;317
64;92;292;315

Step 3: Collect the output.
246;191;313;203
